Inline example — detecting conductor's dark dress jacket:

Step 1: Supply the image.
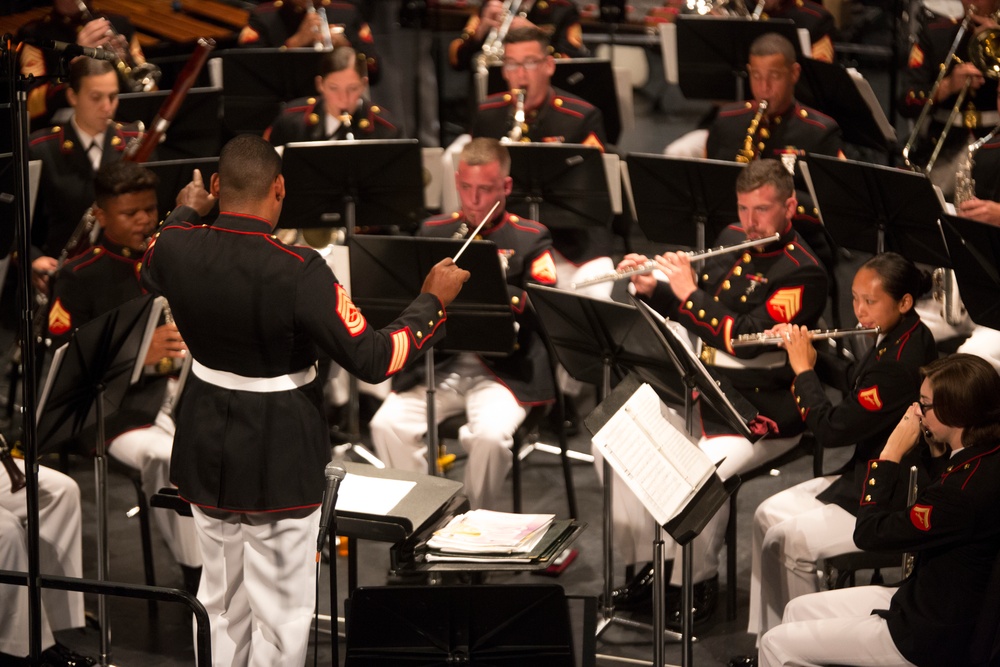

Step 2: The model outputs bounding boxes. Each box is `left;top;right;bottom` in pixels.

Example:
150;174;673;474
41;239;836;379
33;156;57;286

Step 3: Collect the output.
141;207;445;511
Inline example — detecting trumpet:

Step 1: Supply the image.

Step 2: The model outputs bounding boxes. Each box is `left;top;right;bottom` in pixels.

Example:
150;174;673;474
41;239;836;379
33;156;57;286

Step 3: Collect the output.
75;0;160;92
570;233;781;289
736;99;768;163
730;326;880;347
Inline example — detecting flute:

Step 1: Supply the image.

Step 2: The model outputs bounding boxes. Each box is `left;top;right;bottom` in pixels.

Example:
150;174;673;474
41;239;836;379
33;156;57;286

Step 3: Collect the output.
731;326;880;348
570;233;781;289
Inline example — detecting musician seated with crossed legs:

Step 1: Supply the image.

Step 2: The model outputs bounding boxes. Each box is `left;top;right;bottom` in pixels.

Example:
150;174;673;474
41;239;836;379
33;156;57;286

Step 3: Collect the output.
604;159;829;625
264;46;399;146
370;138;559;510
0;459;94;666
759;354;1000;667
46;161;206;591
726;253;937;667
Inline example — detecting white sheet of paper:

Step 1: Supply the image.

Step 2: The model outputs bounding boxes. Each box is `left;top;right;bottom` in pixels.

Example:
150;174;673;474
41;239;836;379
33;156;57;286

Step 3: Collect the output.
336;474;416;516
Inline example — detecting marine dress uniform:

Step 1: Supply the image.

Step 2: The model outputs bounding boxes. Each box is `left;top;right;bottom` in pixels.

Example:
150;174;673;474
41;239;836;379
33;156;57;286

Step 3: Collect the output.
370;209;559;510
264;95;399;145
472;87;605;149
141;206;446;666
749;310;937;638
238;0;382;83
28;120;142;259
47;235;200;571
760;440;1000;667
609;222;829;599
706;99;842;164
765;0;836;62
449;0;589;70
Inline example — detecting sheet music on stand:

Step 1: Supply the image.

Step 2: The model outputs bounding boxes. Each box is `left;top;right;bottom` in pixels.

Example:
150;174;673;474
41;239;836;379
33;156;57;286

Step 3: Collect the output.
592;383;716;527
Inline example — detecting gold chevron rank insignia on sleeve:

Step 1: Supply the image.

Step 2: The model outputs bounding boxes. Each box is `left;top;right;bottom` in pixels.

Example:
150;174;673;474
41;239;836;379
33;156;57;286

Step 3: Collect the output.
388;330;410;375
858;385;883;411
765;286;803;322
48;298;71;336
530;251;558;284
910;504;932;531
335;284;367;337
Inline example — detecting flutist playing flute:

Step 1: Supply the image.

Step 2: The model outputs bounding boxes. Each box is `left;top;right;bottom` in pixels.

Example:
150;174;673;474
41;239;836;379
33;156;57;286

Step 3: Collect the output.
729;253;938;667
602;159;829;625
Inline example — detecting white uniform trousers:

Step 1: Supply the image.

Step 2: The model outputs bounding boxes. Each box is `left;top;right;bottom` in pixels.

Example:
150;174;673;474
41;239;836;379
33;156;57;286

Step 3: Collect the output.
110;407;200;567
759;586;915;667
957;325;1000;374
370;355;527;510
0;462;83;656
191;505;320;667
597;432;801;585
748;475;859;638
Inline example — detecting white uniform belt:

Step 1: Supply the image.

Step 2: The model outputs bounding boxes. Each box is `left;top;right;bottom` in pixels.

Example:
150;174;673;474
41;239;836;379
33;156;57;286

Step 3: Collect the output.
192;359;317;392
700;343;786;370
934;109;1000;127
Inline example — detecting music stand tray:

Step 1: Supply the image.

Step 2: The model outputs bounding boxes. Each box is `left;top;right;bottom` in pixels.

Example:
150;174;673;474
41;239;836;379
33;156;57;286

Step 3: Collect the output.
939;213;1000;328
218;48;327;135
801;154;948;264
116;87;223;159
672;16;800;101
504;143;613;255
349;236;515;354
279;140;424;233
626;154;744;248
144;157;220;222
485;58;622;143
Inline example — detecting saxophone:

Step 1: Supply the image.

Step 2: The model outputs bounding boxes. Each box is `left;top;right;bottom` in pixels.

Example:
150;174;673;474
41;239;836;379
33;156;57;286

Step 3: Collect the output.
736;99;767;163
501;88;526;144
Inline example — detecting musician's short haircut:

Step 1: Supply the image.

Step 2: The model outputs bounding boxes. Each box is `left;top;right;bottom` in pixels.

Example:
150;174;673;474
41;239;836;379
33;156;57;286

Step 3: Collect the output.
735;159;794;200
459;137;511;176
503;25;551;52
318;45;366;79
68;57;116;92
749;32;796;66
94;161;158;208
217;134;283;204
862;252;933;302
920;354;1000;449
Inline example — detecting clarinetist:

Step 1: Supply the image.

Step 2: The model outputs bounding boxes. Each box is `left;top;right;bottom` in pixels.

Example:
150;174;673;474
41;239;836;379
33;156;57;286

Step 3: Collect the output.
606;159;829;627
265;46;399;145
730;253;937;667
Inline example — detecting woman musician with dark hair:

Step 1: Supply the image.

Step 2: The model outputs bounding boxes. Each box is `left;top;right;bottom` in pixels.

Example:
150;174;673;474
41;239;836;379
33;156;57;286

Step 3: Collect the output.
760;353;1000;667
738;253;938;659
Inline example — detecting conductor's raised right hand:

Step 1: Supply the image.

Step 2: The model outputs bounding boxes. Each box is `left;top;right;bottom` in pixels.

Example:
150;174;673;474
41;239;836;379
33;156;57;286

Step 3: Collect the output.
421;258;470;308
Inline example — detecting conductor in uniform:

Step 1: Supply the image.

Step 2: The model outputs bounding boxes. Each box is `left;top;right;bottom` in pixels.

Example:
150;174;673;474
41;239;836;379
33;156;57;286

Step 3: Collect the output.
265;46;399;145
238;0;382;83
370;138;560;511
449;0;589;71
608;159;829;624
28;57;143;295
140;134;468;666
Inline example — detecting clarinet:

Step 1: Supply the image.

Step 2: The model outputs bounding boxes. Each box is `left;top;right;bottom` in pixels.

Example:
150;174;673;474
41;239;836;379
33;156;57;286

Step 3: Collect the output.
0;434;26;493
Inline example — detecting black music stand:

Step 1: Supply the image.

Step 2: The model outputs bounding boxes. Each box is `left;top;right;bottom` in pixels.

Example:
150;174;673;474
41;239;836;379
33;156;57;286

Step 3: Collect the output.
279;140;424;234
626;154;744;249
504;143;613;257
939;214;1000;328
349;236;514;475
345;584;575;666
116;87;223;159
218;48;326;136
35;294;157;666
801;155;948;264
794;59;894;153
144;157;220;222
673;16;800;101
485;58;622;144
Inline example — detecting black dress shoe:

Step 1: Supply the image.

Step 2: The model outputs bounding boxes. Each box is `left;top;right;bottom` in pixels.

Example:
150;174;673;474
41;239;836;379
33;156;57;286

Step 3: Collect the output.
665;574;718;629
39;642;96;667
727;655;757;667
606;561;655;611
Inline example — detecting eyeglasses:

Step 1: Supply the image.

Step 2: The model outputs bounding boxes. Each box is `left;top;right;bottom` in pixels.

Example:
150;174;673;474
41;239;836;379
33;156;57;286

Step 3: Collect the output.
918;401;934;414
502;59;543;72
